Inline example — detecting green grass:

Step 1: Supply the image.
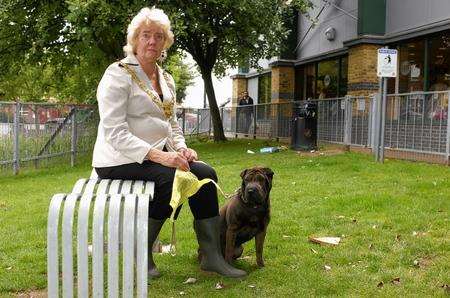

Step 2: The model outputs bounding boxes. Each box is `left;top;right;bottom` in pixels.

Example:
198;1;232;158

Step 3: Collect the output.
0;139;449;297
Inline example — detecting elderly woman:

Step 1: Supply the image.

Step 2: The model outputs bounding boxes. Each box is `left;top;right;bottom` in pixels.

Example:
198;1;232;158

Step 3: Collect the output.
92;7;245;278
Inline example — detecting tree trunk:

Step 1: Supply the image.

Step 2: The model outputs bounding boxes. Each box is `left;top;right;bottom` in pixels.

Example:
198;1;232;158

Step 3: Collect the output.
201;71;226;142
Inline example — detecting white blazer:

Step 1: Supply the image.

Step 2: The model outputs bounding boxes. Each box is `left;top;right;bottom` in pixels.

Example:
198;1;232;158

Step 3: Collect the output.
92;55;187;168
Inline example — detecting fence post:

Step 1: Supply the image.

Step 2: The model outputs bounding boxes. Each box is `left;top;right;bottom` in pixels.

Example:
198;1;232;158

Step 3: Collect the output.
220;107;224;132
372;93;380;158
182;108;186;134
343;96;352;147
446;91;450;165
252;104;257;138
235;106;238;137
13;101;20;175
196;109;200;135
71;107;77;167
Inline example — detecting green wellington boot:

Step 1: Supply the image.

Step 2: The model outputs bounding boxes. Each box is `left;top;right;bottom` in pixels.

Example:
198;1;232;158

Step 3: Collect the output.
194;216;247;278
148;218;166;279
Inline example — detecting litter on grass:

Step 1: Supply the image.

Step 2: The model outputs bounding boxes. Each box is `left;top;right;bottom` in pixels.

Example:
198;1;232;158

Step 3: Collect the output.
309;236;341;246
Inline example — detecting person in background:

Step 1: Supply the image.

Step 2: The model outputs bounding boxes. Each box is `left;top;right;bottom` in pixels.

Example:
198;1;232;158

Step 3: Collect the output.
238;91;254;133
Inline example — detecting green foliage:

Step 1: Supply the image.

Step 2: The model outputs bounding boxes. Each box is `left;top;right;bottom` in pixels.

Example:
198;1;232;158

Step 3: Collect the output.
1;140;449;296
163;51;196;103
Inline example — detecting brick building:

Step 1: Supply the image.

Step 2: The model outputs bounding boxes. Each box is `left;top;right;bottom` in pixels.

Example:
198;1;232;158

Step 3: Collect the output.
231;0;450;104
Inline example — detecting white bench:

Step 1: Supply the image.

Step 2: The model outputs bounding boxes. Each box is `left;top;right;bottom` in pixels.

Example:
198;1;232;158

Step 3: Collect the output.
47;169;155;297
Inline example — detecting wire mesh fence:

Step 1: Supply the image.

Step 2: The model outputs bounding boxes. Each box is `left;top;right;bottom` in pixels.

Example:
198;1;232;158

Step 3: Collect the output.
177;91;449;164
0;102;98;175
2;90;448;174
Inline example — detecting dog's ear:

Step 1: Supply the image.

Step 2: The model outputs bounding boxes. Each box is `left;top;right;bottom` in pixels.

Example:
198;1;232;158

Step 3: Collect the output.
262;167;274;190
240;169;248;179
262;167;274;181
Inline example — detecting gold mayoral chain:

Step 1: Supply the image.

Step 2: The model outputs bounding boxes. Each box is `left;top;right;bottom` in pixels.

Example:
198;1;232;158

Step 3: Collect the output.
119;62;175;119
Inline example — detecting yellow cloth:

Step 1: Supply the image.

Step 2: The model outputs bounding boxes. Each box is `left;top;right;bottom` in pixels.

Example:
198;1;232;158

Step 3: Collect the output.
168;168;225;254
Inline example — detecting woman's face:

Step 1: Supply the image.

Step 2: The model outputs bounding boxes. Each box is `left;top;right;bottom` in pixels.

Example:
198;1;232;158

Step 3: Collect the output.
135;23;165;63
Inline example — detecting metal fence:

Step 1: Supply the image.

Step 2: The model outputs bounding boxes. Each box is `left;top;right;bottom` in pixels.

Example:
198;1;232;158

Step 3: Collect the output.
0;102;98;175
178;91;450;164
3;91;448;174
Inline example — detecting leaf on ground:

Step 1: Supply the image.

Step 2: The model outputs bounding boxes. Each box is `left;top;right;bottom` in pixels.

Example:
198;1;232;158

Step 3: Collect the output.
215;282;225;290
372;225;378;229
377;281;384;288
391;277;401;285
183;277;197;284
6;266;12;270
179;291;186;295
369;244;374;250
238;256;251;260
310;248;318;254
337;215;345;219
248;284;256;288
324;265;331;271
160;244;172;254
282;235;292;239
309;236;340;246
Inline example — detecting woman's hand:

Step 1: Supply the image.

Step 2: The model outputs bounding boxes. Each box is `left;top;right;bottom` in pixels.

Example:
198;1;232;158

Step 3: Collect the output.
178;148;198;162
147;149;190;171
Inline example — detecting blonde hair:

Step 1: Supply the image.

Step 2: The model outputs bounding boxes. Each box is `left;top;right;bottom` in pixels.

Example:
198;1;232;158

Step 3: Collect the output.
123;7;174;57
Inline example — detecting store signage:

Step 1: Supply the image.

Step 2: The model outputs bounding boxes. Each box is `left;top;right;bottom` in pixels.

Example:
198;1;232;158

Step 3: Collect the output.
377;48;398;77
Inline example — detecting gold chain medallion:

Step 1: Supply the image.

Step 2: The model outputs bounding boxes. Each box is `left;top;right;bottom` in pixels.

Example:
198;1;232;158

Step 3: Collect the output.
119;62;174;119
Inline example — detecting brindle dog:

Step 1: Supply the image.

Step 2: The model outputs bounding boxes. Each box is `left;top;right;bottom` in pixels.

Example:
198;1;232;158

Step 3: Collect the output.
219;166;274;267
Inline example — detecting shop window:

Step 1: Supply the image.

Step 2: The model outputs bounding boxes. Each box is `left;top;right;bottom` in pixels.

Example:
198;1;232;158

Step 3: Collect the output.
304;64;316;100
339;56;348;97
258;73;271;103
398;39;425;93
317;59;339;98
428;32;450;91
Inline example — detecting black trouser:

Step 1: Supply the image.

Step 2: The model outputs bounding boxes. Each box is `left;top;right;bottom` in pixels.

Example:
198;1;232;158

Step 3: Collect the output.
95;160;219;220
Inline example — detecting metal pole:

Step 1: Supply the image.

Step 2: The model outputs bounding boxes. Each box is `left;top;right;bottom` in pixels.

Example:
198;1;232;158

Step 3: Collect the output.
235;106;238;137
343;96;352;146
196;109;200;135
379;77;388;162
13;101;20;175
208;109;212;136
253;104;257;138
182;108;186;134
445;91;450;164
71;107;77;167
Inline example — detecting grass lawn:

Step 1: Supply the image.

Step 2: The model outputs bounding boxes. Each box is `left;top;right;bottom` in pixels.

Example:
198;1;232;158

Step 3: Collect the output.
0;139;449;297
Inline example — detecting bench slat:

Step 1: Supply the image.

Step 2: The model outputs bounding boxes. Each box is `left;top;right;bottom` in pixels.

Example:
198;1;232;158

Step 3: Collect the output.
121;180;133;194
136;193;150;297
97;179;111;194
144;181;155;196
47;194;66;298
62;193;79;298
133;181;144;194
92;194;107;298
77;193;94;298
84;179;98;195
72;178;87;194
123;194;136;297
109;180;122;194
107;194;121;297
